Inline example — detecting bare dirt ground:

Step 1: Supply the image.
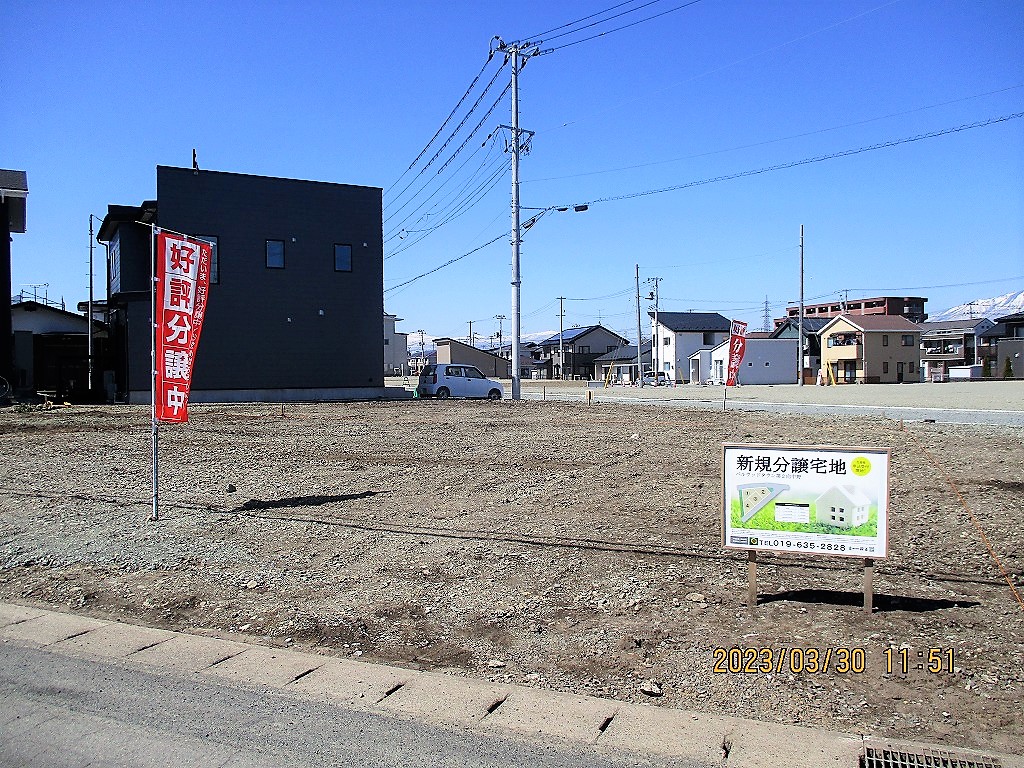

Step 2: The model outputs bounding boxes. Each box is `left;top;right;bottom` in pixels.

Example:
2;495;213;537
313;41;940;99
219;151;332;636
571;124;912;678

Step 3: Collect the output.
1;399;1022;754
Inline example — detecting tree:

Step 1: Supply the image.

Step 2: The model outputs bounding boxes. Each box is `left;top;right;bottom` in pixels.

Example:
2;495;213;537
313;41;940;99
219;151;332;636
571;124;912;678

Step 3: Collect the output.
1002;356;1014;380
982;358;991;378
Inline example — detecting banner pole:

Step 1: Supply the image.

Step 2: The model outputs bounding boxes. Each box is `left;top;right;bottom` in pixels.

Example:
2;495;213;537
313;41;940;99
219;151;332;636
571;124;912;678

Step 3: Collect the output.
150;226;159;522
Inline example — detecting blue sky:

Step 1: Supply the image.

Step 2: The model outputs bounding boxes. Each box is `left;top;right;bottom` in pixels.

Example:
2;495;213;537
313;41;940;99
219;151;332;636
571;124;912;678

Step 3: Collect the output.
5;0;1023;347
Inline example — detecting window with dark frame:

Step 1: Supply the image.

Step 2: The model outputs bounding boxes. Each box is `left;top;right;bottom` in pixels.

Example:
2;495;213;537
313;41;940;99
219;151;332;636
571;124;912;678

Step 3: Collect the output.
334;243;353;272
266;239;285;269
196;235;219;284
883;335;889;346
901;334;915;346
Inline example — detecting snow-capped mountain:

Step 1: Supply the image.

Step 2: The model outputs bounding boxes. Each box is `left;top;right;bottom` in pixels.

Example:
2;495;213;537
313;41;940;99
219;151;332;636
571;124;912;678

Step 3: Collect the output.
930;290;1024;322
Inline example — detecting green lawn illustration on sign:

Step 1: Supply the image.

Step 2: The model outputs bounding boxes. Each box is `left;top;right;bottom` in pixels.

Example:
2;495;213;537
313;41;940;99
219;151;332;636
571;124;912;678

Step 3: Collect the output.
730;498;878;537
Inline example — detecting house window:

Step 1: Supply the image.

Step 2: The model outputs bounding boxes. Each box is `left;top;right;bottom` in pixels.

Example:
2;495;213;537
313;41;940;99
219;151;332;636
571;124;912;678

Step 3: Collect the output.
266;240;285;269
703;332;715;344
334;243;353;272
663;336;671;345
196;235;219;284
882;335;889;346
901;335;914;346
883;362;889;374
607;345;615;353
579;346;590;354
909;362;916;373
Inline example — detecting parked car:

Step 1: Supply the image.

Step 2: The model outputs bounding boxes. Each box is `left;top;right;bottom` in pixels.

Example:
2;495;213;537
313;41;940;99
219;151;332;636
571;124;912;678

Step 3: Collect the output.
641;371;669;386
417;364;504;400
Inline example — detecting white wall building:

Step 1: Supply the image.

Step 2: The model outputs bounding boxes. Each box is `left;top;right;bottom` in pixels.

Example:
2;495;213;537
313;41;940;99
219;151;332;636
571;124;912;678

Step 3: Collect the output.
650;312;731;383
701;337;798;385
383;312;409;376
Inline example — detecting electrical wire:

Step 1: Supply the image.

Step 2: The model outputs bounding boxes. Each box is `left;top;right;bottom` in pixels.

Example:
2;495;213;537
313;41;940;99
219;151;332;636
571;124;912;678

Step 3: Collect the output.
558;112;1024;209
384;230;511;294
519;0;657;43
542;0;704;52
526;84;1024;184
541;0;905;134
384;60;508;216
384;51;497;195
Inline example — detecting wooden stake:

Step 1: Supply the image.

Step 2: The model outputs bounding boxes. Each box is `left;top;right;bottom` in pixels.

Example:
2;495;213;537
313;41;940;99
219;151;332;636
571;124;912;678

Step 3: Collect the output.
747;550;758;610
863;558;874;614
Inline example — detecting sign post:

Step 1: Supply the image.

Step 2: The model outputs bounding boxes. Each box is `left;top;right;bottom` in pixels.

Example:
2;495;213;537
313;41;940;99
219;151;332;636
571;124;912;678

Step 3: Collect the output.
723;444;890;611
149;227;212;521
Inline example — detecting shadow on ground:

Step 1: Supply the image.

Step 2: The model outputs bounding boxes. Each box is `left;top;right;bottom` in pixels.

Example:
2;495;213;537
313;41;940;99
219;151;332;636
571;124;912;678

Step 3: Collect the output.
758;589;980;612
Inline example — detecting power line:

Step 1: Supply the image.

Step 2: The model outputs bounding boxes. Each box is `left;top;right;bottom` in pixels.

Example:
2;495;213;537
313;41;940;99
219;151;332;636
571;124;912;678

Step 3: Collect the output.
540;0;905;134
542;0;704;53
385;52;497;195
383;231;510;294
519;0;656;43
526;84;1024;184
560;112;1024;209
384;60;508;216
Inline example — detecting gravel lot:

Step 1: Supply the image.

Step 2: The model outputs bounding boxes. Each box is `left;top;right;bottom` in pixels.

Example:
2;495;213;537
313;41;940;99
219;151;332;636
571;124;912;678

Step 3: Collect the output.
1;398;1022;754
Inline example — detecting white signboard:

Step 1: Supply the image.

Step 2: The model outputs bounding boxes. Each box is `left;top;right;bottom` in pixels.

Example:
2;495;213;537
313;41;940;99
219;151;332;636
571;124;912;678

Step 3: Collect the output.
723;444;890;559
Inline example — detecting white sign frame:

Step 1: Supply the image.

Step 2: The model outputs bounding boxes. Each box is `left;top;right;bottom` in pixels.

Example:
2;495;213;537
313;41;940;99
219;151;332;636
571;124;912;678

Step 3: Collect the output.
722;443;890;559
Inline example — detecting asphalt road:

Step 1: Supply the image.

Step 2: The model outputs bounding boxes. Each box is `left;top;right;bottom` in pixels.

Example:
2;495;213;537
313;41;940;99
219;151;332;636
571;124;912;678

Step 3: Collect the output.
0;643;707;768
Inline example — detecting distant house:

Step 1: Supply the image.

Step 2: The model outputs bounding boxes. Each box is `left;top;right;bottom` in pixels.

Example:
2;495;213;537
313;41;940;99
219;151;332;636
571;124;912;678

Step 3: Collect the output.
11;299;108;399
651;312;731;383
699;337;797;385
532;325;629;380
919;318;995;380
769;317;829;384
383;313;409;376
990;312;1024;379
815;485;870;529
818;314;922;384
592;341;651;384
435;337;511;378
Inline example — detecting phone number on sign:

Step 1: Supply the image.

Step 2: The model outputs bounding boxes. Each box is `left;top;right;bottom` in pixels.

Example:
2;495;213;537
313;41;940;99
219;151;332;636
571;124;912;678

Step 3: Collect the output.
749;539;848;553
712;647;866;674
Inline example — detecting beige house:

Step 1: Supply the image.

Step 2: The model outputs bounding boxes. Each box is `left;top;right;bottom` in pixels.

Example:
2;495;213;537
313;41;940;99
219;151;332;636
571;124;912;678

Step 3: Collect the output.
818;315;921;384
434;337;511;378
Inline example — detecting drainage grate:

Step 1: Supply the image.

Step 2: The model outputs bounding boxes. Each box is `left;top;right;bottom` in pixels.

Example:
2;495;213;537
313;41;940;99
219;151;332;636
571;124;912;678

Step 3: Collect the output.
863;746;1002;768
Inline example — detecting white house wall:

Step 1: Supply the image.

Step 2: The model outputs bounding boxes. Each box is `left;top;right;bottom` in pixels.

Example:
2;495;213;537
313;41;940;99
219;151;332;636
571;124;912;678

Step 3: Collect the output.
710;338;798;385
653;321;728;382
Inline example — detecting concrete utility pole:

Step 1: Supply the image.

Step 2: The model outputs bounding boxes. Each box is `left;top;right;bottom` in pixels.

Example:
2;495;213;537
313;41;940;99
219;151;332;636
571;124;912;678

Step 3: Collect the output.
647;277;662;379
417;329;425;374
495;314;505;351
88;214;95;393
468;320;474;348
493;37;539;400
557;296;566;379
798;224;805;386
635;265;644;387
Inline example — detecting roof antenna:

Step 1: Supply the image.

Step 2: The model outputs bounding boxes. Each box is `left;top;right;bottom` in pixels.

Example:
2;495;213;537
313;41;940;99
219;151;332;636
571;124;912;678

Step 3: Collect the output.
192;148;200;174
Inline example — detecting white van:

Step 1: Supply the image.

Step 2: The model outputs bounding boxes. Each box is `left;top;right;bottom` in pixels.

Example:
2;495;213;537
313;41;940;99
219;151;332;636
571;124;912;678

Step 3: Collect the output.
417;364;504;400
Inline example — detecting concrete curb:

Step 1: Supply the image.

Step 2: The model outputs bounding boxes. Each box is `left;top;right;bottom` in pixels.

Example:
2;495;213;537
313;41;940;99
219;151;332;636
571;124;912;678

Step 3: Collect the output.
2;603;1020;768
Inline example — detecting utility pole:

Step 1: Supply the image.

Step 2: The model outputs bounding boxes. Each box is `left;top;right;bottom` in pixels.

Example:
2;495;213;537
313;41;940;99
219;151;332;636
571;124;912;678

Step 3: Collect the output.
841;288;849;314
417;329;425;374
557;296;566;379
762;296;771;333
647;277;662;380
495;314;506;352
798;224;805;386
635;265;644;387
88;214;95;393
468;320;474;348
493;37;539;400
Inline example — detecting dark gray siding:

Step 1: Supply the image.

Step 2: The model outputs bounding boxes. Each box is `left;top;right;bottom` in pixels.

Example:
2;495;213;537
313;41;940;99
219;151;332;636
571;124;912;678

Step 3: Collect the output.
156;166;383;391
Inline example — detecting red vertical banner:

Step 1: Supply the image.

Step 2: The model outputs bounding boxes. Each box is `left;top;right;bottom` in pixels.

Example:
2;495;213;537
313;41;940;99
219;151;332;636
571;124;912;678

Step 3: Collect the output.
725;319;747;387
153;231;211;422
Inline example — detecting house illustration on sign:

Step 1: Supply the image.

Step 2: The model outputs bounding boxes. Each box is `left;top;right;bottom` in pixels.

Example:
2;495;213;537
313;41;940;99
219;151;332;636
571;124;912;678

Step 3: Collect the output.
815;485;870;529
